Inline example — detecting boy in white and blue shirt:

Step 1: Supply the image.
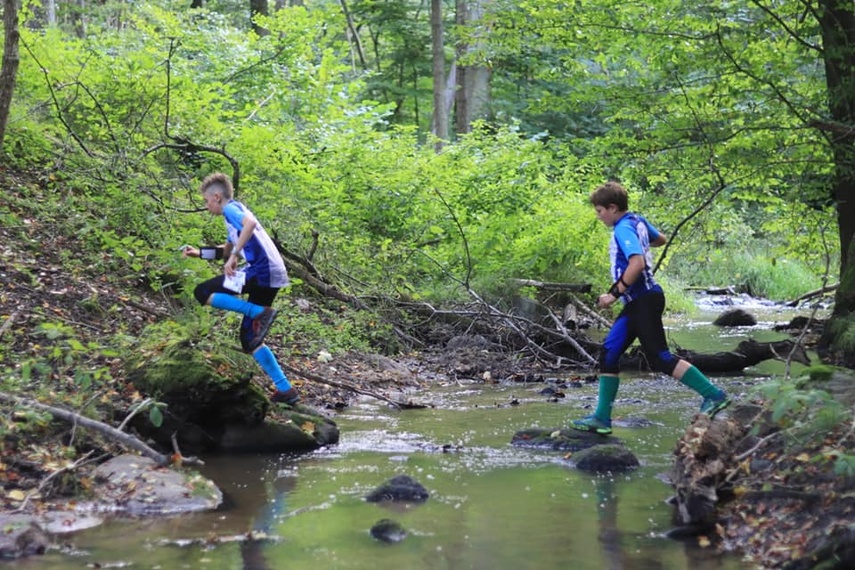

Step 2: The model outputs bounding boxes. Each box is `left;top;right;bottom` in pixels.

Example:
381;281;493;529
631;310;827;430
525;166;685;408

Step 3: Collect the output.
183;172;299;405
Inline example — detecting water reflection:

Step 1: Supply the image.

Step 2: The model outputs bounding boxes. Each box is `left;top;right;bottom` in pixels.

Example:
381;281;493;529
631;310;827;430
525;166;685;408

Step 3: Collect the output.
197;454;299;570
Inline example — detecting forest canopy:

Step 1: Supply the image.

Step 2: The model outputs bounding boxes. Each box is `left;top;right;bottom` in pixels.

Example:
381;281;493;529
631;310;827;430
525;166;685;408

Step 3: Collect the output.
0;0;842;311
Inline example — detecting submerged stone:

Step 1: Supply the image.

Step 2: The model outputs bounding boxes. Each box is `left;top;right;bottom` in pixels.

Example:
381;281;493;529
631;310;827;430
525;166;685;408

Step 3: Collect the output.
713;308;757;327
85;454;223;515
365;474;429;503
370;519;407;543
571;443;639;473
0;515;49;559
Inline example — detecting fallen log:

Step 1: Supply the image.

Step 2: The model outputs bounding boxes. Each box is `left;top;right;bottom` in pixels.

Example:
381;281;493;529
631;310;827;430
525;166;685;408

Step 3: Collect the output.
511;279;592;293
786;283;838;307
619;339;808;374
676;338;809;372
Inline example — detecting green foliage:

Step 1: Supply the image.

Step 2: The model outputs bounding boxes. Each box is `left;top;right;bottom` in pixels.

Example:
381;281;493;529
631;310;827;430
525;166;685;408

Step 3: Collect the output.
752;375;854;481
754;377;846;441
4;0;836;336
275;299;400;356
1;321;117;393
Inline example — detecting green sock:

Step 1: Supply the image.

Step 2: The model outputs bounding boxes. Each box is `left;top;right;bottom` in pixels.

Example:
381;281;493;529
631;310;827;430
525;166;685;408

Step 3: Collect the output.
595;375;620;421
678;365;722;399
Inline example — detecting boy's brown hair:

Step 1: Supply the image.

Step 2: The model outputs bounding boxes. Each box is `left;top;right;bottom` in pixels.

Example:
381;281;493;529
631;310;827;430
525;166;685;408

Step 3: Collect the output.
200;172;234;200
589;181;628;211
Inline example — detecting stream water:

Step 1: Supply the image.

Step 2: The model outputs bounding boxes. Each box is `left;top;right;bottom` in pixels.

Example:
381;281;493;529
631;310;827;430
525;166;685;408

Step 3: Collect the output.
14;299;821;570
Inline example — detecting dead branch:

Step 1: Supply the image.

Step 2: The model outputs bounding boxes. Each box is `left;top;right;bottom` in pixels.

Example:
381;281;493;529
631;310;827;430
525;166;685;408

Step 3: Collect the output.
0;392;203;467
786;283;838;307
545;311;598;366
170;431;203;466
280;363;427;409
511;279;592;293
0;308;21;341
12;451;100;513
567;292;612;328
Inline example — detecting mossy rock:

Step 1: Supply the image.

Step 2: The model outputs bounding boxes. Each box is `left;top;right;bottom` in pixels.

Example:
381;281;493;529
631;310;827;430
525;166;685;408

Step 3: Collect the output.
795;366;855;407
125;329;267;426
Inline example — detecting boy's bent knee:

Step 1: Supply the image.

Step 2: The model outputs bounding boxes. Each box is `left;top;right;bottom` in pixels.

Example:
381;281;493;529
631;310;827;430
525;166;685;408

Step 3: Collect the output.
194;283;212;306
650;353;679;375
598;353;621;375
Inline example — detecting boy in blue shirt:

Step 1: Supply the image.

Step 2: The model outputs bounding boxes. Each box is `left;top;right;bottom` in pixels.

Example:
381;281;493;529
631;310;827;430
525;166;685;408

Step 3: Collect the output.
571;181;730;434
182;172;300;406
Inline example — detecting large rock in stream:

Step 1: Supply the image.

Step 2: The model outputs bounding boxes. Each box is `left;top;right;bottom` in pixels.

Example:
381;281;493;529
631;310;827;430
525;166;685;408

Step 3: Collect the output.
124;332;339;454
86;454;223;515
0;454;223;560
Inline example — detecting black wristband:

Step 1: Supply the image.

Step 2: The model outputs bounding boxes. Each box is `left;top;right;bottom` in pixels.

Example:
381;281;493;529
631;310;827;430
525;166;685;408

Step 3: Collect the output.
608;281;623;298
200;246;225;260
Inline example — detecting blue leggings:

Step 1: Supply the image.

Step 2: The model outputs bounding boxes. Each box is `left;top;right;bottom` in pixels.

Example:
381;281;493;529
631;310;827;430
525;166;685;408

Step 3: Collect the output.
599;291;679;375
194;275;279;353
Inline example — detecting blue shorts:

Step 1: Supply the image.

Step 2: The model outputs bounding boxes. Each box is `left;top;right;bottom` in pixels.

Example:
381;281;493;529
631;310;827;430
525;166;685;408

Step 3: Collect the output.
599;291;679;375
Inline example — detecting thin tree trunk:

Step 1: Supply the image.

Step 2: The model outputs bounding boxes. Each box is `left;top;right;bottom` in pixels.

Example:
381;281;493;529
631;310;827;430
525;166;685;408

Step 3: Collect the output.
431;0;448;151
45;0;56;26
0;0;20;152
73;0;87;38
339;0;367;70
454;0;491;134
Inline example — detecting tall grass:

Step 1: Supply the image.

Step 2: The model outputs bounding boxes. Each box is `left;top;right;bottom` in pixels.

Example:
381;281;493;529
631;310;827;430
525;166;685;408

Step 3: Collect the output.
675;248;824;301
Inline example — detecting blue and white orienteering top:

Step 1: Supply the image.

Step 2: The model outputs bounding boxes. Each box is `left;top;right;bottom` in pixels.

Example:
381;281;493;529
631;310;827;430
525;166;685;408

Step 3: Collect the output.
610;212;662;303
223;200;289;288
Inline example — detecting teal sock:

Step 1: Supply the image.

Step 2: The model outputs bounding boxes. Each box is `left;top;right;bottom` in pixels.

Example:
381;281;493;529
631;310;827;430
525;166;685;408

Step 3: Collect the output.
595;375;620;421
253;346;292;391
209;293;264;318
679;365;722;399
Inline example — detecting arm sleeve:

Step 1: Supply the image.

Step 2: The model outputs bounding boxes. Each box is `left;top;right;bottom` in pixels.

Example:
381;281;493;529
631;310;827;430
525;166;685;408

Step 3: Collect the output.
613;223;644;258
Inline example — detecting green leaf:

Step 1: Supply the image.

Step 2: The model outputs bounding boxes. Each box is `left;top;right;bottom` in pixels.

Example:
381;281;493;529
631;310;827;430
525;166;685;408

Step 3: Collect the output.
149;406;164;428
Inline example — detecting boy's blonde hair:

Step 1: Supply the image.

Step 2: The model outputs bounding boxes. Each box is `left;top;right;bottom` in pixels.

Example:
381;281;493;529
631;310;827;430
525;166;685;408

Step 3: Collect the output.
200;172;234;200
589;181;628;211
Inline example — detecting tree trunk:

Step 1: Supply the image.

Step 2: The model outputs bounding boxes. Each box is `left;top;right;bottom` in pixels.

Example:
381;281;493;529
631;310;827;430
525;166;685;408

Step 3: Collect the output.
431;0;448;151
45;0;56;26
73;0;87;38
0;0;20;152
817;1;855;364
340;0;367;70
454;0;491;134
250;0;270;36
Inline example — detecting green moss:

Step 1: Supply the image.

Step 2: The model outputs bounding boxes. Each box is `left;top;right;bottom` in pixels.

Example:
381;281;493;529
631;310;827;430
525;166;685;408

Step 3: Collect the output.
805;365;837;384
828;314;855;354
125;319;248;394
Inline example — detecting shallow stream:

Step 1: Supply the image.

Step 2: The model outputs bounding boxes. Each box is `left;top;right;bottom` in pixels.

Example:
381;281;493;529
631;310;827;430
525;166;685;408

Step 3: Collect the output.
19;299;820;570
